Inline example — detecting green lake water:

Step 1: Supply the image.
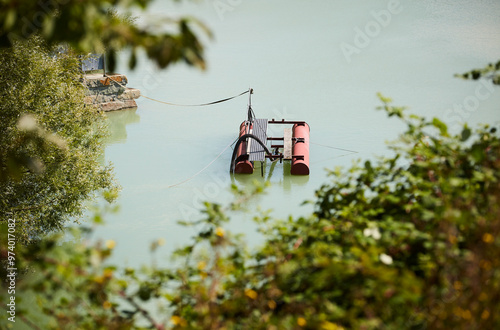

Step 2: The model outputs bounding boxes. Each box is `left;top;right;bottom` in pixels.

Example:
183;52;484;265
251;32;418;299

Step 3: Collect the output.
94;0;500;267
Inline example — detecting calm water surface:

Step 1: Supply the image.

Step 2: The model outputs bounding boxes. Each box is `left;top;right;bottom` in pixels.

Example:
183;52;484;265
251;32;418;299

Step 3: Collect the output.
94;0;500;267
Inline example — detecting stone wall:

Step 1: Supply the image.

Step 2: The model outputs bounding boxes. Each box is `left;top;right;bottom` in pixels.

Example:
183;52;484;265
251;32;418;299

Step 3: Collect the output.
84;73;140;111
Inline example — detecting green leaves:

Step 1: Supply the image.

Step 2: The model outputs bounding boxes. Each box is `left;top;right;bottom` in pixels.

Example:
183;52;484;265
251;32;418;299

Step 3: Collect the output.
0;0;210;72
376;92;407;118
432;117;449;137
456;60;500;85
460;126;471;141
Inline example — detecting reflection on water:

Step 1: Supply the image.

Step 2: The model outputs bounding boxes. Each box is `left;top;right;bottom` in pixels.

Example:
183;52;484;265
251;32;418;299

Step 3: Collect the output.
281;162;309;190
231;160;309;192
105;107;140;145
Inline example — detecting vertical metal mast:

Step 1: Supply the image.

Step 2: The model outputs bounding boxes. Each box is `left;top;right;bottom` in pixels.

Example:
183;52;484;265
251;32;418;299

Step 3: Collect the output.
247;88;254;123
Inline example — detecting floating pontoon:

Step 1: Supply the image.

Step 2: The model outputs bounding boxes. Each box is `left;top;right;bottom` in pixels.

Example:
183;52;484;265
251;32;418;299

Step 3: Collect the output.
229;90;310;175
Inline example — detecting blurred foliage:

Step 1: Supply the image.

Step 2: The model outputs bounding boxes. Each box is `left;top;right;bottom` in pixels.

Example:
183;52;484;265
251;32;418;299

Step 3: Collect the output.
0;37;119;244
2;92;499;328
455;60;500;85
0;0;210;72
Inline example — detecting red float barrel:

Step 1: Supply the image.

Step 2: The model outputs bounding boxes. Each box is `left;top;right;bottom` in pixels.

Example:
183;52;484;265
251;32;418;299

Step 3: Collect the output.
291;122;310;175
234;121;254;174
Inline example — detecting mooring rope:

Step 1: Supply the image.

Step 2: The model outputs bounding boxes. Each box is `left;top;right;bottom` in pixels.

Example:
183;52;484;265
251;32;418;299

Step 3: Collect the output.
105;75;250;107
141;90;250;107
310;141;358;154
166;137;238;188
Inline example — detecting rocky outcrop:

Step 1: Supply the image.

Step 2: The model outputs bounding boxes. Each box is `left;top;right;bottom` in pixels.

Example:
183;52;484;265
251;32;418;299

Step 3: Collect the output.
84;73;140;111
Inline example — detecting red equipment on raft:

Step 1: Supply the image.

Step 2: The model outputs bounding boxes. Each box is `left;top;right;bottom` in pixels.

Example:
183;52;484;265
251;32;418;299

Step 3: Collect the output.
230;90;310;176
291;122;310;175
234;121;254;174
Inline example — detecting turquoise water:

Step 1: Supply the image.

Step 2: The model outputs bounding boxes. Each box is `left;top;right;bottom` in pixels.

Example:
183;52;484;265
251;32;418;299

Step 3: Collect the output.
95;0;500;267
